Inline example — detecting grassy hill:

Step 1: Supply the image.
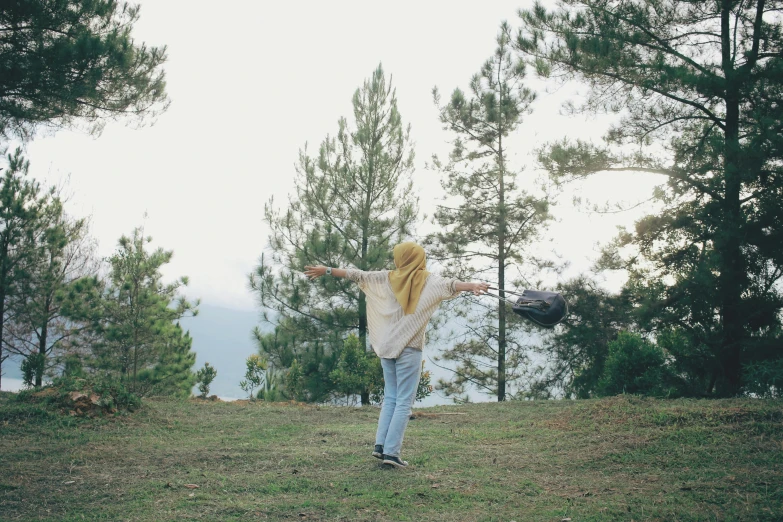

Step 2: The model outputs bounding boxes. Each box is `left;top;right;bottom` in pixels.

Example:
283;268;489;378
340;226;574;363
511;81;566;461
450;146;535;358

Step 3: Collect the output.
1;394;781;521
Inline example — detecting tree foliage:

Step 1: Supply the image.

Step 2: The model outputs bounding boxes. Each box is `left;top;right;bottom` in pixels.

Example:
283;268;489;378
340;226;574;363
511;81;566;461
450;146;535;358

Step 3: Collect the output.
595;331;675;397
427;24;551;402
136;322;196;398
0;149;53;389
251;64;417;404
239;354;267;400
254;316;340;403
329;334;383;405
59;227;198;396
516;0;783;396
528;275;634;399
0;0;169;139
6;194;96;388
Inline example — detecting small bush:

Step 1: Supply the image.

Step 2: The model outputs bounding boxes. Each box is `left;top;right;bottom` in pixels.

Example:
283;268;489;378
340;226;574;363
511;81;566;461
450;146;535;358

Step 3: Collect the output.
743;359;783;398
331;335;383;404
20;352;46;388
239;354;267;400
195;362;218;398
257;367;284;401
284;359;308;402
91;378;142;412
596;331;676;397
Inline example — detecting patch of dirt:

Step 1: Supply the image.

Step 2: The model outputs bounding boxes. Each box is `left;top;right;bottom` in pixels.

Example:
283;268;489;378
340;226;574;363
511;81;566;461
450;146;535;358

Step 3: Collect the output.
31;388;58;399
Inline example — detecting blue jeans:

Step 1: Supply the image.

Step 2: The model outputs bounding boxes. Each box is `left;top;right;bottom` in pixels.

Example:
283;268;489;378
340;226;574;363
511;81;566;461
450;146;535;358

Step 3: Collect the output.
375;347;422;457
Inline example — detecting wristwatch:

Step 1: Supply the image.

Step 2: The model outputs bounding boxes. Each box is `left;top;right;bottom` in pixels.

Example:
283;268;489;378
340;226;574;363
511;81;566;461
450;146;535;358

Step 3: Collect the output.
326;267;332;275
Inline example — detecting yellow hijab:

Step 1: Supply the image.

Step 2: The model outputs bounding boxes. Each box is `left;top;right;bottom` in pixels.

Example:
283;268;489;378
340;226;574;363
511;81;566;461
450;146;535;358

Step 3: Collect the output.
389;242;430;315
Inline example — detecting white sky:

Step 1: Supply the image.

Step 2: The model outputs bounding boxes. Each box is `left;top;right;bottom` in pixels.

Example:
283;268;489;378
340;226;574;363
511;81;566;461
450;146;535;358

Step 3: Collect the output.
21;0;665;311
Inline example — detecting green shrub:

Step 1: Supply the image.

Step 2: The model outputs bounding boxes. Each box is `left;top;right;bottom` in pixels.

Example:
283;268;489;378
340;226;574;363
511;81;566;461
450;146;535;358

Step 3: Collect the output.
91;378;142;412
14;375;141;415
327;335;433;405
284;359;309;402
743;359;783;398
20;352;47;388
195;362;218;398
257;367;285;401
239;354;267;400
330;335;383;404
596;331;676;397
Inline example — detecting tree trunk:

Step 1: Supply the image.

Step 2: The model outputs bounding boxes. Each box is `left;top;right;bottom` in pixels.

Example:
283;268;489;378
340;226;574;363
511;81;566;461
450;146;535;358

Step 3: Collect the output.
498;247;506;402
719;4;745;396
496;54;508;403
719;106;743;395
707;372;718;395
36;316;48;388
359;290;370;404
0;239;7;391
0;297;4;392
359;211;370;406
497;115;507;403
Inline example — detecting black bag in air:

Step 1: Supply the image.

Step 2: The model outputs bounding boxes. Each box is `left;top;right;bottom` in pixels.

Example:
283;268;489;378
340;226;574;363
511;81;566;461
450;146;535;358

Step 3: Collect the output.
511;289;568;328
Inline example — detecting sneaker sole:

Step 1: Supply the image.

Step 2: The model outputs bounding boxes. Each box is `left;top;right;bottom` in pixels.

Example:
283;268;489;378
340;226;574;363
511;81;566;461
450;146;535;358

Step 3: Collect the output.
372;452;383;459
382;459;408;468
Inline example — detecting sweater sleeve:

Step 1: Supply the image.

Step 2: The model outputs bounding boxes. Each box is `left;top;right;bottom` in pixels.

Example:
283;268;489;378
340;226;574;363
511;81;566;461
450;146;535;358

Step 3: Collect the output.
430;275;461;300
344;269;389;287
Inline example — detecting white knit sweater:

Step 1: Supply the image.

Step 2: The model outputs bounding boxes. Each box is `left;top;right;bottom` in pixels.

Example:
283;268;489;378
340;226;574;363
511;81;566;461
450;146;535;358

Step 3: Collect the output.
344;269;460;359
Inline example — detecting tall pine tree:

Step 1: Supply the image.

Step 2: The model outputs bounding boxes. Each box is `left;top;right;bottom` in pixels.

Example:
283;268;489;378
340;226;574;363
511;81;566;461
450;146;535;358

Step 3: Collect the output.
427;24;551;402
250;64;417;404
0;149;51;390
516;0;783;395
6;196;97;388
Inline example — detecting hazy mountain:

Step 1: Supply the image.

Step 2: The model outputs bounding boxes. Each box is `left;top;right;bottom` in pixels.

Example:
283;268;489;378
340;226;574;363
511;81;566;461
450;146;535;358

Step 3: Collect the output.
181;304;270;399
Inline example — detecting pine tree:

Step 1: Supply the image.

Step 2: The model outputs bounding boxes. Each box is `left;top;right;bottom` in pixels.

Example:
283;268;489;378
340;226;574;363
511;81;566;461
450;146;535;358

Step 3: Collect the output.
253;316;339;403
60;227;198;395
137;323;196;398
329;334;383;406
250;64;417;405
0;149;51;390
6;196;97;388
428;24;551;402
516;0;783;395
195;362;217;398
0;0;168;139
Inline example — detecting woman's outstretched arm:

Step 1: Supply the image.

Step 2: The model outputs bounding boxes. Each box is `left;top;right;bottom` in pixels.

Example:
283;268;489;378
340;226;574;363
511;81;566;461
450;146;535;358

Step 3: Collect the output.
304;265;347;279
305;265;488;295
455;281;490;295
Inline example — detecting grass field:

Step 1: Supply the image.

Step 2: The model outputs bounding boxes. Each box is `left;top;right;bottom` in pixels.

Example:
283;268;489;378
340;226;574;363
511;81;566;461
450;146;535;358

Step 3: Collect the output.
1;393;781;521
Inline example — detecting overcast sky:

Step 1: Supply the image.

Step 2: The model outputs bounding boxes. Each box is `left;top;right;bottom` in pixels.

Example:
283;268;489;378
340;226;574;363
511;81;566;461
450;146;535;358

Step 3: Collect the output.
20;0;664;312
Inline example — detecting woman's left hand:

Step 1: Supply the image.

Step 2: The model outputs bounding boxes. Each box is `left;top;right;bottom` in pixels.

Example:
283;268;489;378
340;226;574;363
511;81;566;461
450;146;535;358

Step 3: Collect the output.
304;265;327;279
472;282;490;295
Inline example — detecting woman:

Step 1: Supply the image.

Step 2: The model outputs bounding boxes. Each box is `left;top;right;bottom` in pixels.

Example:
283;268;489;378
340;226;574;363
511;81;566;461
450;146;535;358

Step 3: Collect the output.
304;242;488;468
